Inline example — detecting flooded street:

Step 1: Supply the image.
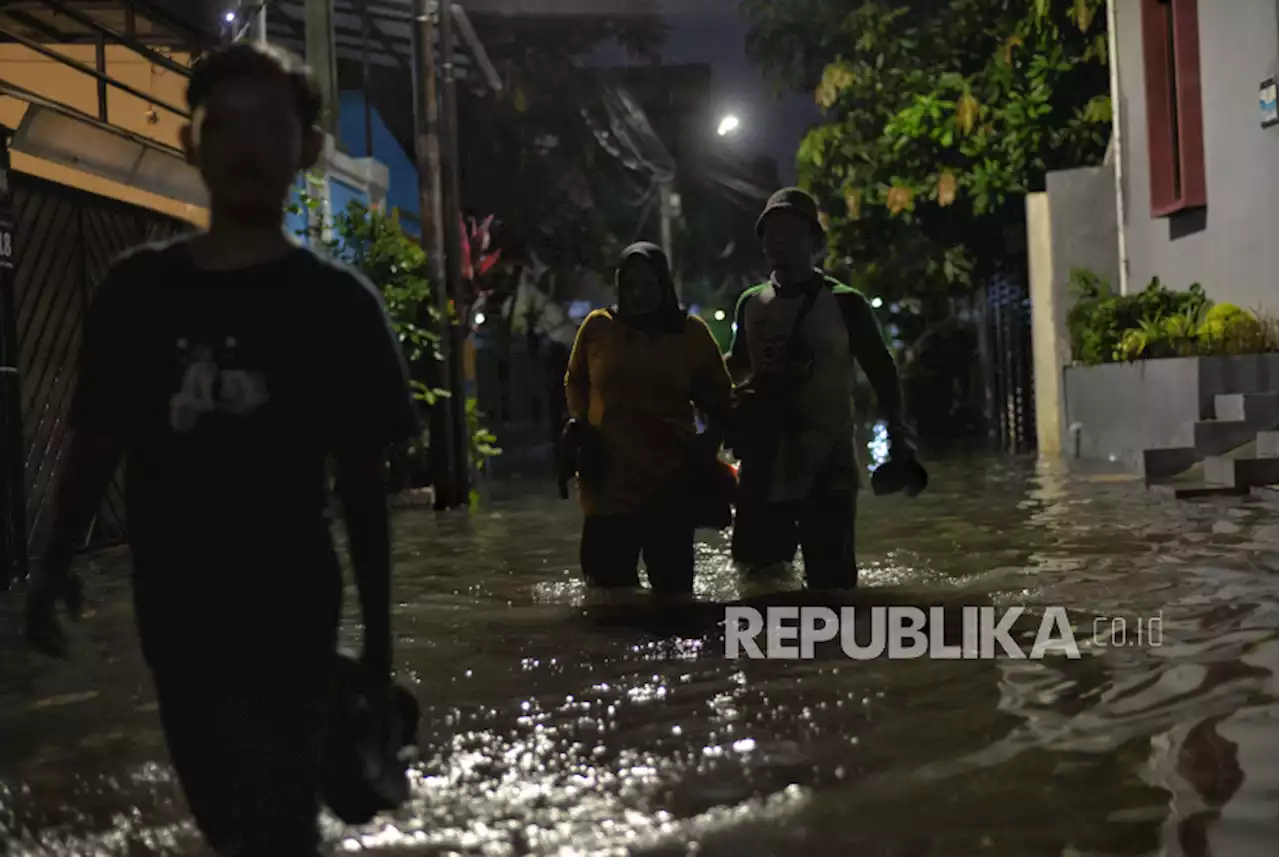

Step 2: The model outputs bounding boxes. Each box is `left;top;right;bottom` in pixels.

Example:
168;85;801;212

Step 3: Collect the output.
0;454;1276;857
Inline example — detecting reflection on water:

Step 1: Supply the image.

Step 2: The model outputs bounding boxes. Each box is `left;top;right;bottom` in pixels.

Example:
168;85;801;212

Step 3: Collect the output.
0;454;1275;856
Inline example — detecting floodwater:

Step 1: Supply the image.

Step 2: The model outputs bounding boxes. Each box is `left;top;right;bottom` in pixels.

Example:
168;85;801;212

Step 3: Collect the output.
0;453;1276;857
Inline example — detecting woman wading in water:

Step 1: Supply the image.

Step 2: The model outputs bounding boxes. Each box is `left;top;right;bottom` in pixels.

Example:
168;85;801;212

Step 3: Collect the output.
563;243;732;598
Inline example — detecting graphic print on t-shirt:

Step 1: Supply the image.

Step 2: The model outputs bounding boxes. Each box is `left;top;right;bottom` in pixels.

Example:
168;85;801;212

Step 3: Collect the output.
169;335;270;433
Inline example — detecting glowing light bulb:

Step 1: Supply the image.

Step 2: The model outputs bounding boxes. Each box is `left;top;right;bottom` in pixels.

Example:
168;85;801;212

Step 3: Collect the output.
714;309;726;321
717;115;740;137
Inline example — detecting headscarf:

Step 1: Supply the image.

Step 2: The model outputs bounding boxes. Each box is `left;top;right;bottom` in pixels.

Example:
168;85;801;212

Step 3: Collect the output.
612;241;686;338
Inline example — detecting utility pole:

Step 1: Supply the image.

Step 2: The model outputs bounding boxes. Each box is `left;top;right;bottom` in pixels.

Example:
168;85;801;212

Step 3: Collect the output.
242;0;267;44
659;180;680;300
252;3;267;44
0;130;28;590
304;0;340;145
440;1;470;503
412;0;457;509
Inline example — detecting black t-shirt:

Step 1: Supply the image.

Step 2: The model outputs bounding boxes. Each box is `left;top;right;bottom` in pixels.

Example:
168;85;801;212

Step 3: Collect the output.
68;236;420;672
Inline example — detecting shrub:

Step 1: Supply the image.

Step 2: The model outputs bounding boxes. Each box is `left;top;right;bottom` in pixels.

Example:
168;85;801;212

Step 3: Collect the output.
1065;270;1242;365
1111;301;1279;363
289;191;502;474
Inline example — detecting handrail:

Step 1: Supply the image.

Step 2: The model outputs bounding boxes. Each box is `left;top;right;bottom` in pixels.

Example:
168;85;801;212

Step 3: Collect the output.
37;0;192;77
0;20;190;119
0;78;186;159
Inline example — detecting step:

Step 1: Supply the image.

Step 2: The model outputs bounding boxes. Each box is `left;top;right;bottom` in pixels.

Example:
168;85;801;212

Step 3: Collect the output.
1259;430;1279;457
1149;481;1250;500
1213;392;1279;425
1172;420;1263;456
1142;447;1203;482
1251;484;1279;500
1203;455;1280;490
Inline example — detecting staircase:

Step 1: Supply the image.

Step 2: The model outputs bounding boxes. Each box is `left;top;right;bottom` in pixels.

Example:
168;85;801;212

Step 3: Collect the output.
1144;393;1279;498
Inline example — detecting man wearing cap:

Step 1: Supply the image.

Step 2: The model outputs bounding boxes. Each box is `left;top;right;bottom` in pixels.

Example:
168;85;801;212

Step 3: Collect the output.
725;187;917;589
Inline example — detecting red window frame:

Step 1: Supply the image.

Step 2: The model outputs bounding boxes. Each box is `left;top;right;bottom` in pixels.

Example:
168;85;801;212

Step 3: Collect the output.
1139;0;1206;216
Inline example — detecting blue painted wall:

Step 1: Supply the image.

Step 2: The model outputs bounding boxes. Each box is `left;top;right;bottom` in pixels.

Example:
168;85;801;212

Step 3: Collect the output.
283;92;418;247
337;91;421;236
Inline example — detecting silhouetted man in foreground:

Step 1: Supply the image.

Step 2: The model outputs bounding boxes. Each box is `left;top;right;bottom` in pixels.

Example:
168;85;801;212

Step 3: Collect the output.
24;42;418;856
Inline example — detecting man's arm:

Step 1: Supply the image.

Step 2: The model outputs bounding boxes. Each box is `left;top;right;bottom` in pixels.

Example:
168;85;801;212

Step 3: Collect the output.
331;274;421;679
40;436;122;579
725;289;754;384
27;266;135;654
836;289;917;459
333;447;394;676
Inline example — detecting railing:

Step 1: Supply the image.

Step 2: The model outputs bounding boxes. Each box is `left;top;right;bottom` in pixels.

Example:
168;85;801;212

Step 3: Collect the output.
0;1;212;128
984;276;1037;454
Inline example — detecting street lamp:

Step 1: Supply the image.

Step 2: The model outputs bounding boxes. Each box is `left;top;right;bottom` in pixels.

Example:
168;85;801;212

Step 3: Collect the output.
716;114;741;137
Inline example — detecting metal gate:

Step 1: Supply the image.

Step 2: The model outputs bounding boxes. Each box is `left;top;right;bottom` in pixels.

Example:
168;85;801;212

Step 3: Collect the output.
983;276;1036;454
4;171;188;584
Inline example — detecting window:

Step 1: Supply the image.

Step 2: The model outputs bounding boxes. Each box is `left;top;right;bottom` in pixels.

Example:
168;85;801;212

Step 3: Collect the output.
1140;0;1206;216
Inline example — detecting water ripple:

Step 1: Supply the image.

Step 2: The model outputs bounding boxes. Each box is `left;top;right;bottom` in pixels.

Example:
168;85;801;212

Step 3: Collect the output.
0;454;1274;856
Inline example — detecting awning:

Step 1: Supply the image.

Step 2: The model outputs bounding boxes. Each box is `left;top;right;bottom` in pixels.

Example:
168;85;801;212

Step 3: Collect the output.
3;80;207;207
268;1;501;93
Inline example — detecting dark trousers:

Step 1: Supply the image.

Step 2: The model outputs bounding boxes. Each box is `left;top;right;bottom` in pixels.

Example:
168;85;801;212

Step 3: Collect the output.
731;487;858;589
152;674;333;857
580;508;695;595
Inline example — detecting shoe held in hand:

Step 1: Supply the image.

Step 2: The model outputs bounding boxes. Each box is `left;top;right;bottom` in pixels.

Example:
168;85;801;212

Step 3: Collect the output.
322;652;421;825
870;457;929;497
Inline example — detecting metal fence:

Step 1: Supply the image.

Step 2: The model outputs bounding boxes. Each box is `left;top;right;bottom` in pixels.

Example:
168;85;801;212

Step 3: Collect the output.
1;169;188;588
983;276;1036;454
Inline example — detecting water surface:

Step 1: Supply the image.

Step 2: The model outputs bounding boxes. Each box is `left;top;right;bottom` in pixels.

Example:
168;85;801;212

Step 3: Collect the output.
0;454;1275;856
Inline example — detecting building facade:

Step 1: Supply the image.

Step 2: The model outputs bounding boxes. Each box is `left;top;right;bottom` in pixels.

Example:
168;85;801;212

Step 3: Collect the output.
1114;0;1278;314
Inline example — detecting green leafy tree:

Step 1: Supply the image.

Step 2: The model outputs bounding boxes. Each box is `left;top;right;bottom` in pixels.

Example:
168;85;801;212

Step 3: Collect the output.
291;193;501;479
742;0;1111;300
457;7;669;270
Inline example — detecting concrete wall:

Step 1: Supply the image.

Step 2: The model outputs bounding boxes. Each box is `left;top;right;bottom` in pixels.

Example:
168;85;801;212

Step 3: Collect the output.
1028;165;1121;456
1065;358;1201;469
0;44;206;226
1064;354;1280;470
1115;0;1279;314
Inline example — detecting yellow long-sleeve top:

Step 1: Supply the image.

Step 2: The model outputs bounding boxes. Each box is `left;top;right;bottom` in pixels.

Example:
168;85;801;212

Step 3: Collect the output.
564;308;732;517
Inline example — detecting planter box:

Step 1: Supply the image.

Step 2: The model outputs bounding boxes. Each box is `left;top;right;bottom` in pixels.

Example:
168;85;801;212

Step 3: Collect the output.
1062;354;1279;471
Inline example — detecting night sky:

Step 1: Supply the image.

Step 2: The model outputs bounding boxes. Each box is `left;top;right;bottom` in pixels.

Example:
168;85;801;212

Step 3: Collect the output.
588;0;821;184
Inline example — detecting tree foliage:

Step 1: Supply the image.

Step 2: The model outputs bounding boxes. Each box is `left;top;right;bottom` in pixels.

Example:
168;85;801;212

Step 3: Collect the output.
291;193;501;473
459;8;669;270
742;0;1112;299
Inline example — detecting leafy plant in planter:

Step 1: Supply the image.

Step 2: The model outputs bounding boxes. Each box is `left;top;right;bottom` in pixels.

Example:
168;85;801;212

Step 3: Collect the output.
1116;304;1280;361
1115;304;1207;361
1067;270;1209;364
288;190;502;480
